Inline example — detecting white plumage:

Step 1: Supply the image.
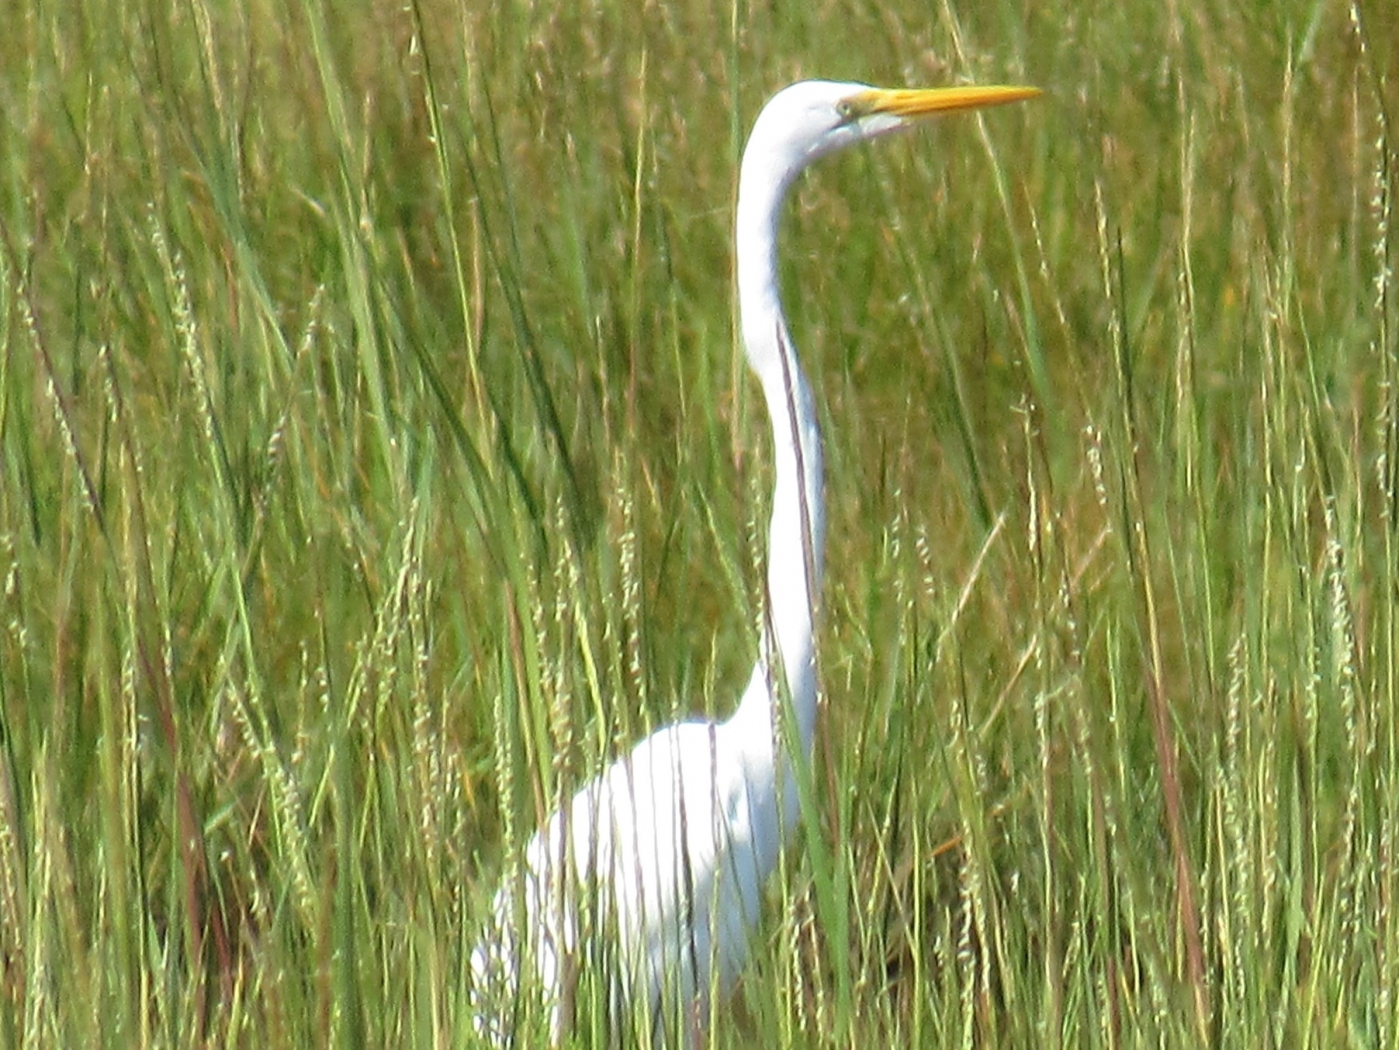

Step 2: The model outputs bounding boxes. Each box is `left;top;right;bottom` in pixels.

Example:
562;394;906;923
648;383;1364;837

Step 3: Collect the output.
470;78;1038;1046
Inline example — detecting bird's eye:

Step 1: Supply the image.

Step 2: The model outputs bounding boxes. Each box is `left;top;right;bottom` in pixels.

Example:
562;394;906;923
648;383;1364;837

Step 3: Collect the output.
835;99;855;122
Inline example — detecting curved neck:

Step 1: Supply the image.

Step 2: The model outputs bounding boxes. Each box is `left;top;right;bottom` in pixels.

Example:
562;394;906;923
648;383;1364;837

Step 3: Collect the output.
730;156;826;759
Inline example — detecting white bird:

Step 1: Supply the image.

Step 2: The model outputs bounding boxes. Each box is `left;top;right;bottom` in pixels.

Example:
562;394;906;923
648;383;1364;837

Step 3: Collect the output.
470;78;1039;1046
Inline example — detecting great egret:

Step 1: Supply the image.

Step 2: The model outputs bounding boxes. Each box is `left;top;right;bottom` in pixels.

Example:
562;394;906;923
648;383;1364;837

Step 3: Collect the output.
470;78;1039;1044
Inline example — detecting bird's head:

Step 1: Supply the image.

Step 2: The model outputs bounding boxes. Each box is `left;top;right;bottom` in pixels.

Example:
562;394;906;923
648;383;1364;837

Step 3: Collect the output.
742;79;1040;193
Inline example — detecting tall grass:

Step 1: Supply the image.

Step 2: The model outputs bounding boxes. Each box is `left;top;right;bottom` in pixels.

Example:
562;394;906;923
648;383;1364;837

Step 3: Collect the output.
0;0;1395;1046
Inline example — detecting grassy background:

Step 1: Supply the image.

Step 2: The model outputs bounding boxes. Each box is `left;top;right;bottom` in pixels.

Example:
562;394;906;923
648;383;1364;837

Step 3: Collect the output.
2;0;1397;1046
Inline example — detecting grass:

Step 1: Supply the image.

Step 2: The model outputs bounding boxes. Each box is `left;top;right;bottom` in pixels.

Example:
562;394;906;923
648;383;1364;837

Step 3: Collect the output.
1;0;1397;1046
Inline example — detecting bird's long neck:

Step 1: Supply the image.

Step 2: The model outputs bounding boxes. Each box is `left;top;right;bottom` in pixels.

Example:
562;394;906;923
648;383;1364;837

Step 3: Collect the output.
729;158;826;762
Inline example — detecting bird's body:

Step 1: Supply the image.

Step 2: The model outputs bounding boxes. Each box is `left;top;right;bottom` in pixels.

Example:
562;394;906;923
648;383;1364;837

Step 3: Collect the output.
470;78;1037;1045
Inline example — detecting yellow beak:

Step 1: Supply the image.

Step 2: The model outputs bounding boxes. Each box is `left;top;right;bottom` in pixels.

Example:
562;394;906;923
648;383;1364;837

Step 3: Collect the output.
852;84;1041;118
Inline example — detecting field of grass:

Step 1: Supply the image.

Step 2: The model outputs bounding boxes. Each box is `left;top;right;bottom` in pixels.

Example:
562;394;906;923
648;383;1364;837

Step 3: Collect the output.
2;0;1397;1046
